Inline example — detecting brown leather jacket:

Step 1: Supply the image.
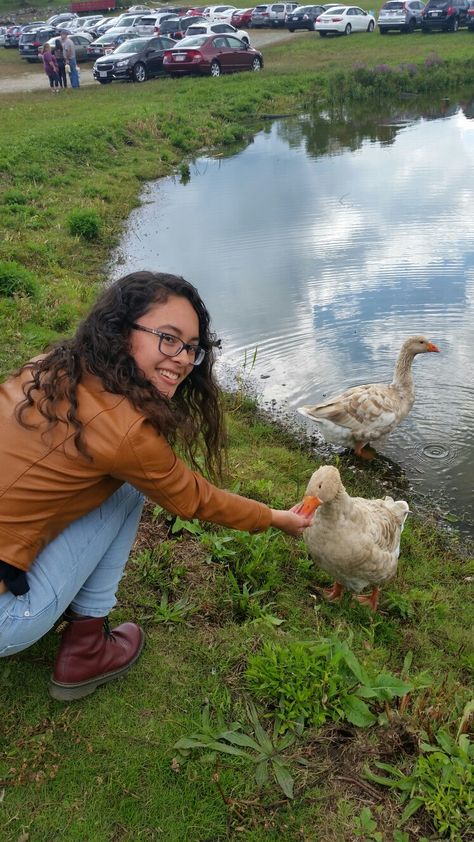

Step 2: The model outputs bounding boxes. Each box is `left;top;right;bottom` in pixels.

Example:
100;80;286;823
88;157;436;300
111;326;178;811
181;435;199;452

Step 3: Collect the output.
0;368;272;573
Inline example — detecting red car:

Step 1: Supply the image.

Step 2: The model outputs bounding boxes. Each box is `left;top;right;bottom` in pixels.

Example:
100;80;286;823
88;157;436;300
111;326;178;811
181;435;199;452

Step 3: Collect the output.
163;32;263;76
231;6;255;25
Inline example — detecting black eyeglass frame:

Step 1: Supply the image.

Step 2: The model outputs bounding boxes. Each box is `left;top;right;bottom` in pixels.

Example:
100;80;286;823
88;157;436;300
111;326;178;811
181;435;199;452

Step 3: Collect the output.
130;323;206;366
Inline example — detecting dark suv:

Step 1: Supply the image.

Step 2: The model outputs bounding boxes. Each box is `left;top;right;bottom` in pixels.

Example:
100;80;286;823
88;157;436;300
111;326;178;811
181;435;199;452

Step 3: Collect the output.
19;27;58;61
421;0;470;30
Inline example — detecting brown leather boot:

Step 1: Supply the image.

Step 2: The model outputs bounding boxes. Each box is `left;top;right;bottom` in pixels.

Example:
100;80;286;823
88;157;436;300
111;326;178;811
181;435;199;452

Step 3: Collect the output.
49;614;145;701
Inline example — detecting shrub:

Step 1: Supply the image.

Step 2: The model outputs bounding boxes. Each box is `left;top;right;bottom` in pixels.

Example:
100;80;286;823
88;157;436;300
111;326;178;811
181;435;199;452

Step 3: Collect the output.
0;261;38;298
246;636;412;732
2;188;28;206
67;208;101;241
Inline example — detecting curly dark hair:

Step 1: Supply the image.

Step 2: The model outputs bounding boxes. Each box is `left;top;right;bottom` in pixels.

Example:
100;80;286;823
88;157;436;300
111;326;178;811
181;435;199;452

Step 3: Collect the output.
16;271;226;480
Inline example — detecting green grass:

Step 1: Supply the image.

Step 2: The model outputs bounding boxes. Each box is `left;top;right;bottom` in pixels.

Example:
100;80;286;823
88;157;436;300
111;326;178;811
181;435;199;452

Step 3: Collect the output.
0;31;473;842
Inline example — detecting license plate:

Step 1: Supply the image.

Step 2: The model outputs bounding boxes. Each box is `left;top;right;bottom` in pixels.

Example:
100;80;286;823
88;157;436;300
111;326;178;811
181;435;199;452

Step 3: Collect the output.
432;10;440;14
175;54;186;60
99;70;108;77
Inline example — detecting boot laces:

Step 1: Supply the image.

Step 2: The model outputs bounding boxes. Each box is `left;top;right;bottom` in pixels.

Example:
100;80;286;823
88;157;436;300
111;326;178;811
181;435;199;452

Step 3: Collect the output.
103;618;116;640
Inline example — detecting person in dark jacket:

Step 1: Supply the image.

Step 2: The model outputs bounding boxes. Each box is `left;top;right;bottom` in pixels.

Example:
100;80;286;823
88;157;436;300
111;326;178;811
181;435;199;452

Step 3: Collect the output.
53;36;67;88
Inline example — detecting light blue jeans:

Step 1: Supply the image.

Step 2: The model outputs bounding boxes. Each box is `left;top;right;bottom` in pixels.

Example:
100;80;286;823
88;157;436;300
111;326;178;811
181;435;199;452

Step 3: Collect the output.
68;56;80;88
0;484;144;657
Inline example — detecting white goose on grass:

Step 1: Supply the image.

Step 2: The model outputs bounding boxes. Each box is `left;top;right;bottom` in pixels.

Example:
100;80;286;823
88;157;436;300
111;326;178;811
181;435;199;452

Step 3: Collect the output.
296;465;409;612
298;335;440;458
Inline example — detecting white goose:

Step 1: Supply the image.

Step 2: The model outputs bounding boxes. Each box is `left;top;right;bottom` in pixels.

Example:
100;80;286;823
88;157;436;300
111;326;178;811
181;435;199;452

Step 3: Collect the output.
297;465;409;611
298;336;439;457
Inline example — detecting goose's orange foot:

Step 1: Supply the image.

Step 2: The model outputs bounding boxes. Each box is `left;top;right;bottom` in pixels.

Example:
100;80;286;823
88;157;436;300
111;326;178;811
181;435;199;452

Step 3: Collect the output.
323;582;343;602
354;587;380;612
354;443;376;460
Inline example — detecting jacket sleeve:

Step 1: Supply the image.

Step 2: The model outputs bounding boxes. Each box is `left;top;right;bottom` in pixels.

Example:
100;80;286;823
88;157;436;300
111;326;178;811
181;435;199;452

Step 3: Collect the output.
110;418;273;534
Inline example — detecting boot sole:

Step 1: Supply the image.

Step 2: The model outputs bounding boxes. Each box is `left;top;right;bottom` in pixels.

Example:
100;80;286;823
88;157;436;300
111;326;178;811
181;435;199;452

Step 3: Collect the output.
48;628;145;701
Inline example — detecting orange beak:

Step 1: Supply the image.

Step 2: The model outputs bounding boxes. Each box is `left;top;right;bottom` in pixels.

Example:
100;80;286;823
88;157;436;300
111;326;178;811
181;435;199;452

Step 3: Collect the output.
427;342;440;353
297;495;321;517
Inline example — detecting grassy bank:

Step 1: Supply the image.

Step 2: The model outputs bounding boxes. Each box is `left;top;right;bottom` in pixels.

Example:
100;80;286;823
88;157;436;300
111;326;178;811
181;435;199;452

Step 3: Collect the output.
1;33;473;842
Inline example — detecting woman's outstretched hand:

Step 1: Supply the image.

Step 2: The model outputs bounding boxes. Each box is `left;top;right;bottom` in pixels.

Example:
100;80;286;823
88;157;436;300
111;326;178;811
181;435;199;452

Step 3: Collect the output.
270;506;314;537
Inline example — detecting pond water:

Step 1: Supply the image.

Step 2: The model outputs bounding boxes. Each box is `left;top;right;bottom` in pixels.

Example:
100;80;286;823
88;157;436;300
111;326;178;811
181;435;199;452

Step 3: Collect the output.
111;97;474;535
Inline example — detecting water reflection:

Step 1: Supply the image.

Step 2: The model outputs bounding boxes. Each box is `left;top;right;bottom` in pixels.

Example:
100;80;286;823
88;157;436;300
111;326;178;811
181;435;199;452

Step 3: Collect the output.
111;98;474;533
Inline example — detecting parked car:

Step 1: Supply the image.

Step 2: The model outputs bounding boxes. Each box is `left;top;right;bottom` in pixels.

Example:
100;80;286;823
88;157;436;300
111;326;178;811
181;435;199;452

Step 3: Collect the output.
377;0;425;31
316;5;376;34
74;15;104;30
162;32;263;75
0;26;6;45
287;4;325;29
158;15;207;37
46;12;78;27
420;0;469;29
268;2;299;26
250;4;272;24
203;5;238;22
468;0;474;28
93;34;176;82
19;27;59;61
87;30;136;57
3;25;23;47
185;20;250;41
231;7;255;26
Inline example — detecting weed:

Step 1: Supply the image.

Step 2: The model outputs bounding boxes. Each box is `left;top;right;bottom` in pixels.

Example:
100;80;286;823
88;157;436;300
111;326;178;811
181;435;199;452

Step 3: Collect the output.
148;591;195;625
365;726;473;839
246;636;413;732
0;261;38;298
132;544;186;591
178;162;191;184
353;806;383;841
174;701;306;799
2;188;28;206
67;208;101;241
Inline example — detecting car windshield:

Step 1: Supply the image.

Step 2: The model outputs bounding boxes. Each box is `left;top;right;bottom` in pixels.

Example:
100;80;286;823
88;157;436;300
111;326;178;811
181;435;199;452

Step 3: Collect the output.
187;24;207;30
113;37;148;52
382;1;404;7
175;34;208;45
324;6;345;11
294;6;313;11
427;0;448;5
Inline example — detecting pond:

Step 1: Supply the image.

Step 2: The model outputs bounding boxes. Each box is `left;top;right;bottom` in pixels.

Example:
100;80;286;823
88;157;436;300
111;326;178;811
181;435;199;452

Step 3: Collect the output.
111;96;474;535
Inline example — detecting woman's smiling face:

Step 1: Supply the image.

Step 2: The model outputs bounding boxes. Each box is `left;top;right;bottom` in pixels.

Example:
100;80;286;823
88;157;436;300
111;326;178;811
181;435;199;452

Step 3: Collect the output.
129;295;200;398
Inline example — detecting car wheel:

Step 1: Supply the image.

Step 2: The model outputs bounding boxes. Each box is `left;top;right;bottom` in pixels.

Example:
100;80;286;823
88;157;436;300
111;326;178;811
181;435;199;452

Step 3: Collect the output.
452;16;459;30
367;20;374;31
288;27;295;31
98;78;112;84
319;30;327;36
210;59;221;77
406;17;416;31
242;36;249;43
310;20;316;30
251;56;262;71
133;62;146;82
421;25;429;31
344;22;352;34
379;26;388;33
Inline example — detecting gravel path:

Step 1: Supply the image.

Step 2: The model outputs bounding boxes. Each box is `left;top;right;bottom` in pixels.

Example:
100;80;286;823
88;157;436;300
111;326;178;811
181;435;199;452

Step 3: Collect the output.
0;29;303;94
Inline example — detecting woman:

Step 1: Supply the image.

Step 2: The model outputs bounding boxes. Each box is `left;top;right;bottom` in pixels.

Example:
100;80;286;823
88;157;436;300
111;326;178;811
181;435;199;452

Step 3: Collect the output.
40;43;60;93
53;36;67;89
0;272;312;700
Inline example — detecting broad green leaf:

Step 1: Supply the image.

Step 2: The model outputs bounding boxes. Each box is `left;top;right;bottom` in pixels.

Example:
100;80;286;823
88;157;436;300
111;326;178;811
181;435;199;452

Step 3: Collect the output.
255;758;269;786
246;702;273;754
400;796;425;824
364;764;403;788
277;731;296;751
174;737;212;750
342;647;369;684
342;695;377;727
371;674;413;700
221;731;260;751
206;740;251;758
271;758;294;799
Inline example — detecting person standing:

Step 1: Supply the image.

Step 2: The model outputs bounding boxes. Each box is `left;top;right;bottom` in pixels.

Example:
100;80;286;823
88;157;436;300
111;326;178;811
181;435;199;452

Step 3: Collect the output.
60;29;79;88
40;43;60;93
54;36;67;89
